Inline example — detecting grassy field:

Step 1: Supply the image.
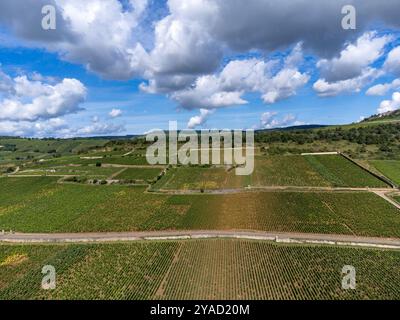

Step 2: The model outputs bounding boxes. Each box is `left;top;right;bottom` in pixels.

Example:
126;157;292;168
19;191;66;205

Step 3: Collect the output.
0;177;399;236
97;155;149;166
9;152;150;171
1;240;399;300
370;160;400;185
15;166;122;179
115;168;163;181
0;138;108;164
260;140;380;157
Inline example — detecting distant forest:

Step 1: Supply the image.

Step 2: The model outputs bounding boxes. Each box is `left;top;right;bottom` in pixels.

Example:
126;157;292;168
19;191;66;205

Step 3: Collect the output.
255;123;400;149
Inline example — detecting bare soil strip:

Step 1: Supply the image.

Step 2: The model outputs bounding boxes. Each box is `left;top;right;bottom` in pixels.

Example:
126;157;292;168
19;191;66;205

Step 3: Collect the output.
108;167;127;180
322;201;356;235
101;164;166;168
122;149;135;156
2;230;400;250
151;186;394;194
154;243;183;298
373;191;400;210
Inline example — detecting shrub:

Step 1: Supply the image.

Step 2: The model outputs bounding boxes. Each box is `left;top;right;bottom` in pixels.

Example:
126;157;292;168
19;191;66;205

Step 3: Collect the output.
6;167;15;173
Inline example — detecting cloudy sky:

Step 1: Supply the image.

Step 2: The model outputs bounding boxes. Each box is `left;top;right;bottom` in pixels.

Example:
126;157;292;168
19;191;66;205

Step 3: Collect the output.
0;0;400;137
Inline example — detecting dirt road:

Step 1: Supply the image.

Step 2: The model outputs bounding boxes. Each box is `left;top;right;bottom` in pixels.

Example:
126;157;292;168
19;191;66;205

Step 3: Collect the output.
373;191;400;210
2;230;400;249
151;186;394;194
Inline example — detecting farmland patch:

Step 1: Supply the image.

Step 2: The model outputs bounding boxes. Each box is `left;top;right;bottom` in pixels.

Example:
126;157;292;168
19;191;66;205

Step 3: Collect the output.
370;160;400;185
1;240;400;300
304;155;387;187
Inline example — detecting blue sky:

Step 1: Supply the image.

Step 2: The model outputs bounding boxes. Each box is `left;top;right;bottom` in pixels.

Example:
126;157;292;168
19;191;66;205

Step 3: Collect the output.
0;0;400;137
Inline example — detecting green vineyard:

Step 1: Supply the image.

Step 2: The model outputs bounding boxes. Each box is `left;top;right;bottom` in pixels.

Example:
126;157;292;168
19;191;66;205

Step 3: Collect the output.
0;177;399;236
1;240;399;300
154;155;388;190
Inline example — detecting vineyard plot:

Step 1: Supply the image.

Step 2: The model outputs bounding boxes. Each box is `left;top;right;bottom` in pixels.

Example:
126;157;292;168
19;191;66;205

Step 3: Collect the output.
1;240;400;300
1;177;400;236
304;155;387;188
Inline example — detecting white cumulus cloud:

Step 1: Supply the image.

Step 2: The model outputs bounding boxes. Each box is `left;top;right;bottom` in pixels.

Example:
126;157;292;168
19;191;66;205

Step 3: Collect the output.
0;117;125;138
366;78;400;96
317;32;391;82
313;68;382;97
313;32;391;96
109;108;122;118
0;70;86;121
172;43;309;110
187;108;215;129
1;0;400;128
377;91;400;114
76;122;125;136
258;111;303;129
384;46;400;75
